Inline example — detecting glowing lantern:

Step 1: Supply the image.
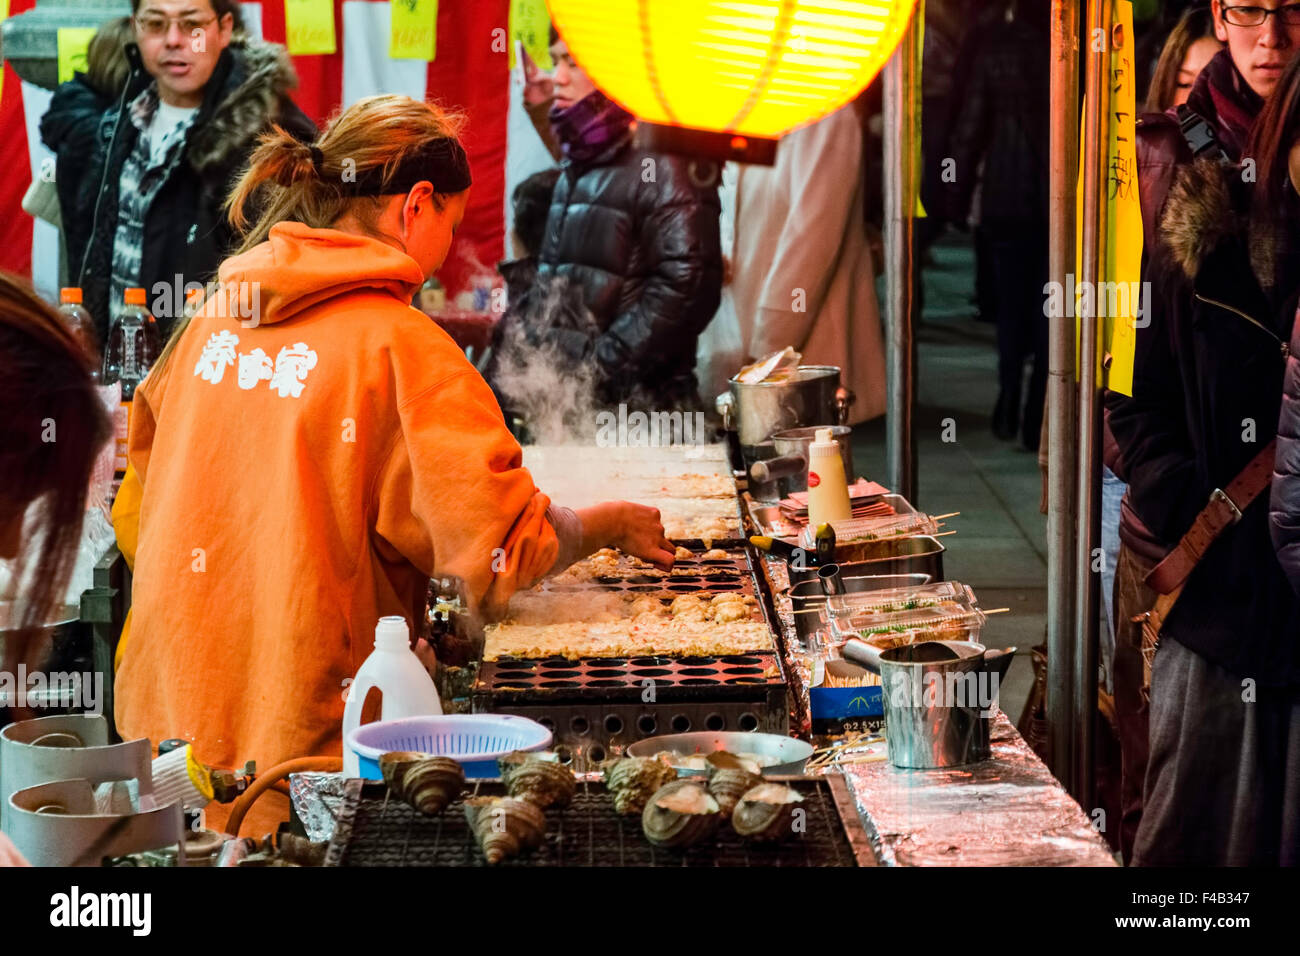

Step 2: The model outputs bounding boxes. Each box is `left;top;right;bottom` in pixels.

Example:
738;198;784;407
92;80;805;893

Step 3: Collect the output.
546;0;921;163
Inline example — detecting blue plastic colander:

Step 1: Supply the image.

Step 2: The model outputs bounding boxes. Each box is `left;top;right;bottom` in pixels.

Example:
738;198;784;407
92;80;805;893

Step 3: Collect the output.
346;714;553;780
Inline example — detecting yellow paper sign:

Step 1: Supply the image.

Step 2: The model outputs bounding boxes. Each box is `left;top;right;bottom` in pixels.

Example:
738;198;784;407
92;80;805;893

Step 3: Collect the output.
1103;0;1142;397
509;0;553;71
1074;0;1142;396
390;0;438;61
57;27;96;85
285;0;336;56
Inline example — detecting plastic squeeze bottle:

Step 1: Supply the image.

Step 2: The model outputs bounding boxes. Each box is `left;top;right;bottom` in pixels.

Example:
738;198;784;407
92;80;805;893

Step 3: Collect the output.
806;427;853;528
342;616;442;778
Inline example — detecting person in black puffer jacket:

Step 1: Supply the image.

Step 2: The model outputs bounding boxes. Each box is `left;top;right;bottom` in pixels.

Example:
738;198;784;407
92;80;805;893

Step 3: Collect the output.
521;30;722;412
1106;71;1300;862
42;2;315;345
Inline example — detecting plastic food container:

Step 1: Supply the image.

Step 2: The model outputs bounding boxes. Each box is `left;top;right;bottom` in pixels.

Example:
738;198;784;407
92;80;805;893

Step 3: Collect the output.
827;583;986;650
346;714;552;780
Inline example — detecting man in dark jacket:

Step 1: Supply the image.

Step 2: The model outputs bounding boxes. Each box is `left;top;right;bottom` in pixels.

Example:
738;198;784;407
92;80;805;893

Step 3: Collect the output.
1107;1;1300;862
42;0;315;344
1108;153;1300;866
520;31;723;411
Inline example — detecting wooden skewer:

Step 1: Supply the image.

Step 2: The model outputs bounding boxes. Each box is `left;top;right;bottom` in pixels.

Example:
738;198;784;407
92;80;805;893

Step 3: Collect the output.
932;512;961;520
933;530;959;538
983;607;1012;615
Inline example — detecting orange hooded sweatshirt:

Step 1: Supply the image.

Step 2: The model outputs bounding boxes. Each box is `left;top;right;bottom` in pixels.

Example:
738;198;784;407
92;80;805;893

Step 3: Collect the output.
114;222;558;830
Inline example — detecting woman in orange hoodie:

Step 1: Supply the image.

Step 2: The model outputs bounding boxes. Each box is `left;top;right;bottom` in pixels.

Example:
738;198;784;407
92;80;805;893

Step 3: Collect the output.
112;95;674;834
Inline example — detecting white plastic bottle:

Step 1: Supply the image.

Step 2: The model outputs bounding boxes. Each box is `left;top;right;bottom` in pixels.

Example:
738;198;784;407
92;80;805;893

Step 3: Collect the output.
806;427;853;528
341;616;442;777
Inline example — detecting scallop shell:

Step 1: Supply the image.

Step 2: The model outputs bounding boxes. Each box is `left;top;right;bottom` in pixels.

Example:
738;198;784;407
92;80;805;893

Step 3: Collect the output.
604;756;678;815
464;796;547;864
379;752;465;815
731;783;806;842
641;779;722;848
498;753;576;810
706;766;762;817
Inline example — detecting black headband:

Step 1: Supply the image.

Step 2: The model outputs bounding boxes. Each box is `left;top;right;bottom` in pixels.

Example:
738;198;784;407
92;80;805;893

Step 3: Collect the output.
343;137;472;196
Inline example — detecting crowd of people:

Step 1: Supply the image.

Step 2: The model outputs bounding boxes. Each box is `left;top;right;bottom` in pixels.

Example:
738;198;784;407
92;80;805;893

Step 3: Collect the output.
1;0;1298;865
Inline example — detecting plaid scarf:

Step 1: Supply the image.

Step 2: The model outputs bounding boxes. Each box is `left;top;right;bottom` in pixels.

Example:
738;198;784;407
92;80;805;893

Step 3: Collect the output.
549;89;634;164
1185;48;1264;161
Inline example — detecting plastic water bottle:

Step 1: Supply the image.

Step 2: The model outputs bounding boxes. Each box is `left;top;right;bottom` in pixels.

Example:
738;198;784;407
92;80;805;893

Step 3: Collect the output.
341;616;442;778
58;287;99;378
101;288;161;478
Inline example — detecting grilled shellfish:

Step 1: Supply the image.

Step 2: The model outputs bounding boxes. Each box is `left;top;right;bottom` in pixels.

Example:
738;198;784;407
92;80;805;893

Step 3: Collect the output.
379;752;465;815
604;756;678;815
497;752;576;809
464;796;547;864
641;779;722;848
731;783;806;842
706;765;763;817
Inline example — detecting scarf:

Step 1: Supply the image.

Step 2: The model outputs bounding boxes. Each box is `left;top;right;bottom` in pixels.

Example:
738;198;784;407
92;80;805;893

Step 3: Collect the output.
549;89;635;164
1185;48;1264;161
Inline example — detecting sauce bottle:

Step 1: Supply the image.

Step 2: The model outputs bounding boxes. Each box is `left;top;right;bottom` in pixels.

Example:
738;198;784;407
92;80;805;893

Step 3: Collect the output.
806;427;853;528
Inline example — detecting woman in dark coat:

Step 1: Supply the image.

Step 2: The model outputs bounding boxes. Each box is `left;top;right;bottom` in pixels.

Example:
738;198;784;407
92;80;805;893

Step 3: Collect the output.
1106;59;1300;865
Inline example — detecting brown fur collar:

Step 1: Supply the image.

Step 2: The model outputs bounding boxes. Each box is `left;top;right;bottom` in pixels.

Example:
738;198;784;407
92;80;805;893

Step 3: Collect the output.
1160;155;1286;291
1160;157;1240;279
187;41;299;177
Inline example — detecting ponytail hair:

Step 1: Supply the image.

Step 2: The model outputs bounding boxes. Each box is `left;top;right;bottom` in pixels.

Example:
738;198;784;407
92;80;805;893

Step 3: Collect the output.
226;94;467;254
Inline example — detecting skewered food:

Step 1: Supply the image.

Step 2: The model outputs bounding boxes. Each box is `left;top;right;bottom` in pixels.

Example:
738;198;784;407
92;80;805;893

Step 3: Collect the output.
641;779;723;848
732;783;806;842
463;796;547;864
604;756;678;815
706;765;763;817
497;752;576;809
378;752;465;815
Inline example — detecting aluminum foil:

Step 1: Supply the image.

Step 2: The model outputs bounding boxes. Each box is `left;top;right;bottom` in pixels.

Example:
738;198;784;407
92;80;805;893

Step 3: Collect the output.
760;555;812;736
840;714;1117;866
288;772;347;844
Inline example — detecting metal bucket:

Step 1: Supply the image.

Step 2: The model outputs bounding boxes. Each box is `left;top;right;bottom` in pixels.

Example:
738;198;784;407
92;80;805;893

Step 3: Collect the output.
717;365;852;459
839;640;1007;770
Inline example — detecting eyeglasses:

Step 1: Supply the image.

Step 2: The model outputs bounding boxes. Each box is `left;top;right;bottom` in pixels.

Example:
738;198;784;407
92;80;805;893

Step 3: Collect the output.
1220;4;1300;27
134;13;219;37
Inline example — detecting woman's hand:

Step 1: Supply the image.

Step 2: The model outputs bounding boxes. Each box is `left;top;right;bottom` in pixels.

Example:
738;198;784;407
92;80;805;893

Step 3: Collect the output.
575;501;676;570
611;502;676;571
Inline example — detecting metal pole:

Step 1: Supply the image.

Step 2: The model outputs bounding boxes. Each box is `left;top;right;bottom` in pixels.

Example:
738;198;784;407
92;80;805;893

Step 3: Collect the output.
1072;0;1107;808
883;11;920;504
1047;0;1081;789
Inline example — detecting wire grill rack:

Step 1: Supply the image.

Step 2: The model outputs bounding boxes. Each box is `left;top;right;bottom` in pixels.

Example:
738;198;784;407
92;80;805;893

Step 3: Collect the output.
325;776;875;867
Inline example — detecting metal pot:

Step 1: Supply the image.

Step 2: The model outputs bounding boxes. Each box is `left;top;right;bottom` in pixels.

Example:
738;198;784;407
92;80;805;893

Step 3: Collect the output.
749;425;855;500
841;640;1015;769
716;365;853;460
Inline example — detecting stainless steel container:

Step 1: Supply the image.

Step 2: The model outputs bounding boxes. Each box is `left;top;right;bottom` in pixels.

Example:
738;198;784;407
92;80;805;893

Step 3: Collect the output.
750;425;855;500
877;641;991;769
786;534;946;586
717;365;852;459
842;640;1013;770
